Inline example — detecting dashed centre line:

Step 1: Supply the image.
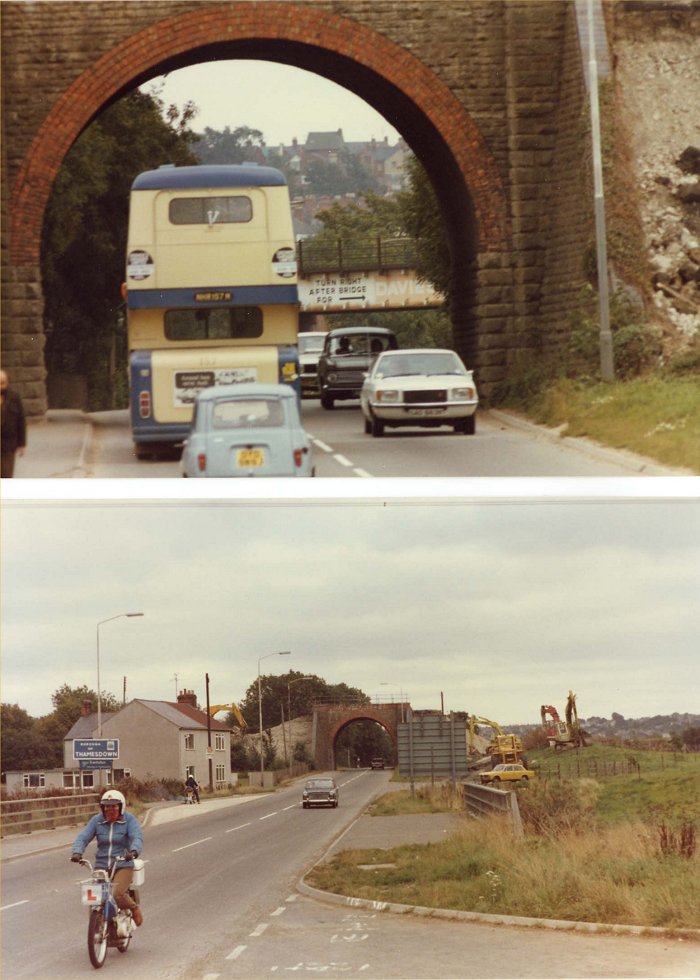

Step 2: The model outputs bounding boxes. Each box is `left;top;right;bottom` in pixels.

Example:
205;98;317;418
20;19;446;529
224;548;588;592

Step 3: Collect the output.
225;822;251;833
172;836;212;852
249;922;269;937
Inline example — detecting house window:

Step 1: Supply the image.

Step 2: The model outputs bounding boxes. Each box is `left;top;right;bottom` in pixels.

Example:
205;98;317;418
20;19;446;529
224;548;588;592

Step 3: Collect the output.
185;765;196;780
215;733;225;751
23;773;45;788
184;733;195;750
82;772;95;788
113;769;131;782
215;764;226;783
63;772;80;789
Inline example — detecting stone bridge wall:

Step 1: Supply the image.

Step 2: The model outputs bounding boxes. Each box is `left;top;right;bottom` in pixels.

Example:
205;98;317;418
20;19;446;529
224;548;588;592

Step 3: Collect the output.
312;703;406;771
2;0;595;415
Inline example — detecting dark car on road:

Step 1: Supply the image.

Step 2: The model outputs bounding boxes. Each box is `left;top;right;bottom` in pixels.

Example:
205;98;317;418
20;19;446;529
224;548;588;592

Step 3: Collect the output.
317;326;398;409
302;777;339;808
370;757;385;769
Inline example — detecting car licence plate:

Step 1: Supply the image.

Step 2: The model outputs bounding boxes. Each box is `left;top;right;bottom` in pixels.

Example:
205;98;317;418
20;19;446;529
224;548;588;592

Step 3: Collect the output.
236;448;264;468
407;408;445;416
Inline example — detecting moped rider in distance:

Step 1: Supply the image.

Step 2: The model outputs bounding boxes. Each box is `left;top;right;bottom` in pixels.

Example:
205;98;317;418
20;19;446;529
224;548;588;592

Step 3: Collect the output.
71;789;144;926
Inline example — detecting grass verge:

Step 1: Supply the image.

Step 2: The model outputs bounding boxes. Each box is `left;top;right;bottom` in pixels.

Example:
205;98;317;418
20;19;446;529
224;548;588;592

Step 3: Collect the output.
305;767;700;933
501;376;700;473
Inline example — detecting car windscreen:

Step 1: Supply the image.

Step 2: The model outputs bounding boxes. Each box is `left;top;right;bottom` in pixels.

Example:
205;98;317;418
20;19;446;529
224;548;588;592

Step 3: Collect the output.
377;353;465;377
331;334;394;356
299;336;325;354
212;398;285;428
306;779;333;788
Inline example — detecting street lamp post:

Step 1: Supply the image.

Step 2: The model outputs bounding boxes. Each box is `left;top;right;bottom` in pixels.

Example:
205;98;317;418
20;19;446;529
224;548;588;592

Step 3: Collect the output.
257;651;291;784
95;612;144;787
287;676;313;773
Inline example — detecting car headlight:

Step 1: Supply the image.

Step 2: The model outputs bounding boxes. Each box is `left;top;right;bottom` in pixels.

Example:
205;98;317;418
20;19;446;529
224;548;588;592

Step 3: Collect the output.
451;387;475;400
328;373;337;383
376;390;399;403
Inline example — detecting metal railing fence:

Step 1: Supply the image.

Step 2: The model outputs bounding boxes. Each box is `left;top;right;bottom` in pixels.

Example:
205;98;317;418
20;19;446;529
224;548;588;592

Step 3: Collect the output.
1;792;101;836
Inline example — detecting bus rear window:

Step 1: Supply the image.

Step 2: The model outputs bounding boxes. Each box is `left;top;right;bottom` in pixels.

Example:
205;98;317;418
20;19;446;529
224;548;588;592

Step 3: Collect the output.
165;307;263;340
169;195;252;225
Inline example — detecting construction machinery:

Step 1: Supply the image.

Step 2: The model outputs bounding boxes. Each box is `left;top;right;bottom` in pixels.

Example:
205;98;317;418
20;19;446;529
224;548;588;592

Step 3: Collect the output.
209;703;248;733
540;691;589;749
468;715;524;768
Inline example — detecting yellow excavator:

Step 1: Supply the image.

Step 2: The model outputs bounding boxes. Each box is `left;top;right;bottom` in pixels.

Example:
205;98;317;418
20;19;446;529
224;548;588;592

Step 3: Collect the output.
468;715;524;767
209;703;248;734
540;691;589;748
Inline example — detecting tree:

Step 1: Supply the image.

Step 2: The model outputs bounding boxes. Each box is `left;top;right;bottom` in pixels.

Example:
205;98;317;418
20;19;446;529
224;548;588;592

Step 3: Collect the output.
0;705;46;776
396;156;452;305
193;125;265;165
41;89;200;410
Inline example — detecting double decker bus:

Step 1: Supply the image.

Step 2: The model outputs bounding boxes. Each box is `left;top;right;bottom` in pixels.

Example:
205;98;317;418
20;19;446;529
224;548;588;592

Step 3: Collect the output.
124;164;299;457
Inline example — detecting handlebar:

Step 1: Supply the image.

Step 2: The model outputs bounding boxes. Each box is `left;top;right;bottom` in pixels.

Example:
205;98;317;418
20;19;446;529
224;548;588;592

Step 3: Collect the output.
75;852;134;877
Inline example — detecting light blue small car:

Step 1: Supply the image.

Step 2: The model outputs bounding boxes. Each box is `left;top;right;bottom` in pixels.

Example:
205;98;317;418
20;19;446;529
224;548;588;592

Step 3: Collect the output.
181;383;314;478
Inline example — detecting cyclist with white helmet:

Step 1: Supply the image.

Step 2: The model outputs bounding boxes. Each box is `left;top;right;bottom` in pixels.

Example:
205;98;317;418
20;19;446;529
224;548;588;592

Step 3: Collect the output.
71;789;144;926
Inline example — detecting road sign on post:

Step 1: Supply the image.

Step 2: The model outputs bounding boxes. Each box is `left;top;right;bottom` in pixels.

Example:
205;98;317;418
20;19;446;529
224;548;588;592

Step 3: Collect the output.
73;739;120;762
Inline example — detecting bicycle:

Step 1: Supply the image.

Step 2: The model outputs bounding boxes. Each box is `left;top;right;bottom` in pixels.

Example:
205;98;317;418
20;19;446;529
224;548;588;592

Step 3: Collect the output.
77;854;144;969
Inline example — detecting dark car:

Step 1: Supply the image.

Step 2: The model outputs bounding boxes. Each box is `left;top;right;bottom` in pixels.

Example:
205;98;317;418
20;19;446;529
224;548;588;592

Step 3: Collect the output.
317;326;398;409
370;757;385;769
302;777;339;808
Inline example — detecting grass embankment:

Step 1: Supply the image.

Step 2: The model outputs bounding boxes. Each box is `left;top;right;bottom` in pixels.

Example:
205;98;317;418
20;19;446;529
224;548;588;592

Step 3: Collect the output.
306;749;700;932
501;376;700;473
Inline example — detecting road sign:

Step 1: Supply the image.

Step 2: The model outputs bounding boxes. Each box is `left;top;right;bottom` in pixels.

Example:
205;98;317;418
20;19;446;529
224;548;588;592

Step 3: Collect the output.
79;758;113;771
73;738;119;761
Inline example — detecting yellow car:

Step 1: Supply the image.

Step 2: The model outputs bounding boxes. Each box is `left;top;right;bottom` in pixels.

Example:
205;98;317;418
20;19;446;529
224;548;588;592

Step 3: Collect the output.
480;763;535;784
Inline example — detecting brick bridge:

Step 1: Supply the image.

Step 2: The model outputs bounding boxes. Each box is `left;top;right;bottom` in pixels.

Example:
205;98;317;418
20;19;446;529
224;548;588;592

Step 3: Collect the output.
311;702;407;771
2;0;617;415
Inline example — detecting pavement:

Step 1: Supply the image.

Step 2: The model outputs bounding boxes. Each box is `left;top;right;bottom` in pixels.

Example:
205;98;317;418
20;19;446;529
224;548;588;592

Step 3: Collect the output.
6;407;696;479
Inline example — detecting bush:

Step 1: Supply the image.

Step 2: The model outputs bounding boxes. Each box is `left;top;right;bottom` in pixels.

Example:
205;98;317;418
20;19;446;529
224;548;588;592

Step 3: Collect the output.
517;778;602;835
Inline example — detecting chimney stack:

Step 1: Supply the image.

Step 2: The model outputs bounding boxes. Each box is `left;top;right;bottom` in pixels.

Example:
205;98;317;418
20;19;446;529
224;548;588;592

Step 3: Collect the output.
177;689;198;708
81;699;93;717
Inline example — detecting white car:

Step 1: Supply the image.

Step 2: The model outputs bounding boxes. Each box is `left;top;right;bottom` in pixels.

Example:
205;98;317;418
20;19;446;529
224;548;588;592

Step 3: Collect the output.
181;383;314;477
360;348;478;437
297;331;327;397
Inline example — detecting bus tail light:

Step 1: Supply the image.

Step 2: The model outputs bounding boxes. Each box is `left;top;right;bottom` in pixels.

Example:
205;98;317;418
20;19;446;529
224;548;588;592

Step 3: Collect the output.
139;392;151;419
197;453;207;473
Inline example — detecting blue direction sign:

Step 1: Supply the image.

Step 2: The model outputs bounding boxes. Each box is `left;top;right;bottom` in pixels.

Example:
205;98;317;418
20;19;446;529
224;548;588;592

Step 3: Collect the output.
73;738;119;761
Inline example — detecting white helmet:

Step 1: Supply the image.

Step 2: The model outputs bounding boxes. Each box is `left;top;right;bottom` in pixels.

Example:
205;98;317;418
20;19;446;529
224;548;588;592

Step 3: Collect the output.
100;789;126;814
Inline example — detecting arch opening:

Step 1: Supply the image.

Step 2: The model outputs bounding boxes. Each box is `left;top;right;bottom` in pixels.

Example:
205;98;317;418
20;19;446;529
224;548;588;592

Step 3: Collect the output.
6;2;512;413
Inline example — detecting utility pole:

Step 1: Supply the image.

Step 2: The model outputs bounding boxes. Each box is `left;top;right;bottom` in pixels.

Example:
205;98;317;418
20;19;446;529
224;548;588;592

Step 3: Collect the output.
206;673;213;793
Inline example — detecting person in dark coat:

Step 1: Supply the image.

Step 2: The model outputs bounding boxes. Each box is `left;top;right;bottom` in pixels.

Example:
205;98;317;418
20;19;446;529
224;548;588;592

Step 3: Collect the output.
1;370;26;478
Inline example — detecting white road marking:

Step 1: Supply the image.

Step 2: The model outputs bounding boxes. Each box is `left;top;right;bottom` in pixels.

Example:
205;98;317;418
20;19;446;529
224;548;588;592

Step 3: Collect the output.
286;894;297;902
282;803;297;811
225;945;247;960
353;468;372;477
312;438;333;452
259;811;278;820
1;900;29;911
333;454;353;467
202;973;221;979
249;922;269;937
172;836;212;852
271;906;286;916
225;822;251;833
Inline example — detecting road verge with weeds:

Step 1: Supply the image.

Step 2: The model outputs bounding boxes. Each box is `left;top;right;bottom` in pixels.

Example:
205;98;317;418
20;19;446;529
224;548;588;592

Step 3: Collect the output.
306;777;700;933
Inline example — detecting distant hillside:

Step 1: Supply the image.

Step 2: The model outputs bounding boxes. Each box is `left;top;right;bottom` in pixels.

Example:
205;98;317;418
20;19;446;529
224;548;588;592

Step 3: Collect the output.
507;712;700;742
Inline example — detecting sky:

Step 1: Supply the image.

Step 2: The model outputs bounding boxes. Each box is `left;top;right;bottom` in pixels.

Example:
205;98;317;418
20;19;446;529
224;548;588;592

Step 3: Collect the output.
2;491;698;725
141;61;401;148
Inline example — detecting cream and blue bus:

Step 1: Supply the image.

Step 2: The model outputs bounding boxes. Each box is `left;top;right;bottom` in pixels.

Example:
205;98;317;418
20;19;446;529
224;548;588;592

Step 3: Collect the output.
125;164;299;456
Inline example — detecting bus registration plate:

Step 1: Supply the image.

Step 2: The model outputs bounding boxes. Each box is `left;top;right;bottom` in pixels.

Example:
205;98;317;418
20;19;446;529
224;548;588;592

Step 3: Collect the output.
237;449;264;468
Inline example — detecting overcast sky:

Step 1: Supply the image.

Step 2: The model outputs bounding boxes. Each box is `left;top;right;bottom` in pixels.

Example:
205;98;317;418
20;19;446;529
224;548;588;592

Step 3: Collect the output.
2;492;698;725
142;61;401;147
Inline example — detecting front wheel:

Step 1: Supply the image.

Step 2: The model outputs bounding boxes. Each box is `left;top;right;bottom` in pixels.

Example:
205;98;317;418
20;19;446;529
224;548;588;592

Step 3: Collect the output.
88;909;108;969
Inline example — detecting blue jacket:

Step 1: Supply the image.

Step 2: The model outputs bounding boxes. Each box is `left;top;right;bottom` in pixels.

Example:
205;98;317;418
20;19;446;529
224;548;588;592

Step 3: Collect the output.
72;810;143;870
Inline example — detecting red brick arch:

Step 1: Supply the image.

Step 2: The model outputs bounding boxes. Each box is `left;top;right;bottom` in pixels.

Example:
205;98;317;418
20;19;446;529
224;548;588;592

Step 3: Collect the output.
329;709;398;749
9;2;510;266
